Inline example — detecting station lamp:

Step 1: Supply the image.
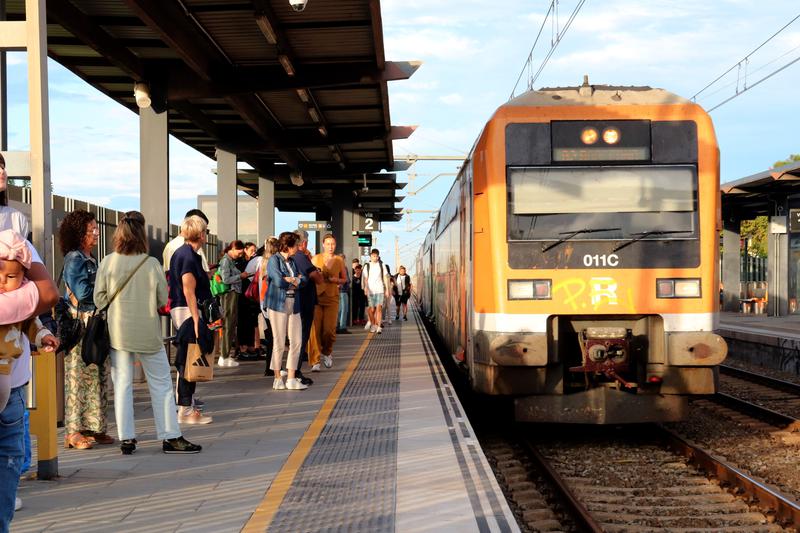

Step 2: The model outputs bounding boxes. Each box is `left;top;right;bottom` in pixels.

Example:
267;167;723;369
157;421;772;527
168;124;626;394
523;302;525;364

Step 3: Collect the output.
133;82;151;109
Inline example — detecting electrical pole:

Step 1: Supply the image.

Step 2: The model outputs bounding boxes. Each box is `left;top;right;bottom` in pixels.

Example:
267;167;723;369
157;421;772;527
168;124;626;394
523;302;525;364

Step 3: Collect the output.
395;235;400;270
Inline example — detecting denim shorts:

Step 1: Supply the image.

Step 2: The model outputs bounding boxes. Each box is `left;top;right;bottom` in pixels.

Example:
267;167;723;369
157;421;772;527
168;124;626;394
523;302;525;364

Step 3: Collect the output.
368;293;384;308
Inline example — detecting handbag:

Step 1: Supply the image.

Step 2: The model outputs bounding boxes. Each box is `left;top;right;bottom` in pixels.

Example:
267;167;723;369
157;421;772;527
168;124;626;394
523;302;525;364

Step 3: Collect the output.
53;269;84;354
199;296;223;330
210;268;230;297
185;343;214;382
81;256;149;367
244;275;260;302
53;297;83;354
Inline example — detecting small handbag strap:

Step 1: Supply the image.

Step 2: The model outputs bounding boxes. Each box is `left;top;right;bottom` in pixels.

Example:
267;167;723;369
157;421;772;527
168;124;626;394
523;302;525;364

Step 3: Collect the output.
99;255;150;313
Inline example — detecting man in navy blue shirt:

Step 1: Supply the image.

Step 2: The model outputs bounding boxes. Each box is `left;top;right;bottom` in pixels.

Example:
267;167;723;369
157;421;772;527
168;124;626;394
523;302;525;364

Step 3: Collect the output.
291;229;323;385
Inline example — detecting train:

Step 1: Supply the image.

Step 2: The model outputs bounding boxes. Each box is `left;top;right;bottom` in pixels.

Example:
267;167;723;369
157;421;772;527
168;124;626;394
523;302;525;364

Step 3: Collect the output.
414;78;728;424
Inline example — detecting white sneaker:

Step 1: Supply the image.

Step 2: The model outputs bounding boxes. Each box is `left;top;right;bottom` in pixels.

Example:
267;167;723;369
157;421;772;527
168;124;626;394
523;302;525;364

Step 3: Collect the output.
218;357;240;368
376;327;382;334
370;325;377;333
280;369;288;377
322;354;333;368
273;378;286;390
15;497;21;511
178;407;213;425
311;364;321;372
285;378;308;390
364;321;371;330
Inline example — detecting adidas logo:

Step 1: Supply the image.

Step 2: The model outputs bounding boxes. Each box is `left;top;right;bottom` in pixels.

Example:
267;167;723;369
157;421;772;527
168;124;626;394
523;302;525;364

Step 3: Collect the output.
192;354;211;367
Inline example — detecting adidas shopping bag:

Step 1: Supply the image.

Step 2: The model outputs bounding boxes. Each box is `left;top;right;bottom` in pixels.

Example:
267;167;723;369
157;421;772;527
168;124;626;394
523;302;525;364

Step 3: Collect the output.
185;343;214;382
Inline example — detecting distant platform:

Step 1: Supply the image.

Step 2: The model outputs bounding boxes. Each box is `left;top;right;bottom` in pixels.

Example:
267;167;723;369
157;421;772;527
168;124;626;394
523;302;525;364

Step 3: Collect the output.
718;312;800;375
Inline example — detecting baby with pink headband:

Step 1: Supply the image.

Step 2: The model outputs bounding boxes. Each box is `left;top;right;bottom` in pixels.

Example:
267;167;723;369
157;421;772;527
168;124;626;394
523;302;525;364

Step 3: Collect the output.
0;229;59;411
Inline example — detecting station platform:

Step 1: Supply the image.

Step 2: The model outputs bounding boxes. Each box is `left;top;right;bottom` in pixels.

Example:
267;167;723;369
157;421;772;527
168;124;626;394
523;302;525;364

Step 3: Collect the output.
12;310;517;533
719;312;800;373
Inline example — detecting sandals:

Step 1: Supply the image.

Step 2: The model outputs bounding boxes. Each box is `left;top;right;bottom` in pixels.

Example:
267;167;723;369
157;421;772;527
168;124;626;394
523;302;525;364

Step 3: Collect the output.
64;433;94;450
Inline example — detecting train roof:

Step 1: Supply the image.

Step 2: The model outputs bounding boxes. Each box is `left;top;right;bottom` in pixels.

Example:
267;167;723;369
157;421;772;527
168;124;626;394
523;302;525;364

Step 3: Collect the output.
505;78;693;107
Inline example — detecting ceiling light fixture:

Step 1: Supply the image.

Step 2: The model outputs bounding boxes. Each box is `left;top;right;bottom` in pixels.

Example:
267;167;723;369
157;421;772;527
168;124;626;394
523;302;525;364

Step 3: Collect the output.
133;82;151;109
290;170;304;187
279;54;295;76
255;15;278;44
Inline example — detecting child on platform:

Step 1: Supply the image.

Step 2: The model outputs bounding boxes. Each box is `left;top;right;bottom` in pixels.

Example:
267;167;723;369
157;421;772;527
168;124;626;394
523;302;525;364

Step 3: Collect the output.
0;229;59;410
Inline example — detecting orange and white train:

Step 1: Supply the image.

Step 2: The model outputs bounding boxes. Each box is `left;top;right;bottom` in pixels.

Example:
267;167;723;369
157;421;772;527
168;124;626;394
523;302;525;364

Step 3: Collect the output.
415;79;728;423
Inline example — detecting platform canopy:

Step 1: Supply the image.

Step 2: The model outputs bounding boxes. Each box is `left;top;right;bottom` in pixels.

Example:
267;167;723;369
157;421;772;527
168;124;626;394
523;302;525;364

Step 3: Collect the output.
6;0;417;221
721;161;800;218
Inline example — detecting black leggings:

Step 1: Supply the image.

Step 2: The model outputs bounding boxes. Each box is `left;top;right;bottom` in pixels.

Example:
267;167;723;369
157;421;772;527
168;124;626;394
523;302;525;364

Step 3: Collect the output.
176;365;195;407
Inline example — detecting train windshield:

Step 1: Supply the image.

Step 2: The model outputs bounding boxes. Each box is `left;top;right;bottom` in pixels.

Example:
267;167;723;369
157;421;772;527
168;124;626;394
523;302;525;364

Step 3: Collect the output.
507;165;697;241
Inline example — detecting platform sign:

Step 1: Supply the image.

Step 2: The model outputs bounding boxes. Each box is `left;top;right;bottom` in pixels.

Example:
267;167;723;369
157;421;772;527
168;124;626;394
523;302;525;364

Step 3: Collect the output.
354;212;380;232
298;220;331;231
356;232;372;247
790;210;800;233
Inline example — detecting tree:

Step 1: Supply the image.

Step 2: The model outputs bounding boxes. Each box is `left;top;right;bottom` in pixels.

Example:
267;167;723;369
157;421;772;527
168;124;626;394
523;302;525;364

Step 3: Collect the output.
739;155;800;258
773;154;800;168
740;217;767;257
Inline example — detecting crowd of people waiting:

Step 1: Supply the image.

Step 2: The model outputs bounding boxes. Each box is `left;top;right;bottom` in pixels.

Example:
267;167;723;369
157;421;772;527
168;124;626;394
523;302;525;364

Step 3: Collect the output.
0;149;413;530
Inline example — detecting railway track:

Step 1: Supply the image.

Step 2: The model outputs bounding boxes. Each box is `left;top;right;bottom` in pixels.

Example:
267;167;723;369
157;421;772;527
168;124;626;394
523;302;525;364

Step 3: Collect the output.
713;364;800;432
516;426;800;532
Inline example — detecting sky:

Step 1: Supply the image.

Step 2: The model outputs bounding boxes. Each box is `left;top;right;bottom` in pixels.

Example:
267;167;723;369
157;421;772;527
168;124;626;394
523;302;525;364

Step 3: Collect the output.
3;0;800;270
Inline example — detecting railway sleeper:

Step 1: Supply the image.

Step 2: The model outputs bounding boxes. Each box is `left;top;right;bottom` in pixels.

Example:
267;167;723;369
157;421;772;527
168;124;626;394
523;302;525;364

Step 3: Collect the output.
603;524;784;533
585;501;751;515
575;493;737;505
592;510;773;525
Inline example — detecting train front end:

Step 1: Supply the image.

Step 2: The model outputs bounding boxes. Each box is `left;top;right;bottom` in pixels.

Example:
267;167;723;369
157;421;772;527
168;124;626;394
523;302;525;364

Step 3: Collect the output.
471;84;727;424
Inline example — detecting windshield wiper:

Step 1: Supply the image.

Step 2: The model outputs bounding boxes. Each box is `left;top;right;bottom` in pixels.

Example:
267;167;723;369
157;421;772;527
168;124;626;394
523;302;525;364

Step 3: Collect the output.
612;230;693;252
541;227;622;252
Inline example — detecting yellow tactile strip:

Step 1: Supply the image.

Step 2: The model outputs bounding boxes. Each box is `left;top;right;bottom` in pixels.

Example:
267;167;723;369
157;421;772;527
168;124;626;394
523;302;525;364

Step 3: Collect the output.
242;333;373;533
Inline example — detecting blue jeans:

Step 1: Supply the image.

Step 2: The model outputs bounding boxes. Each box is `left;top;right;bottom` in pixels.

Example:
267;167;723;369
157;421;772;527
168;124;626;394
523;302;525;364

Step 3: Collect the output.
0;387;25;532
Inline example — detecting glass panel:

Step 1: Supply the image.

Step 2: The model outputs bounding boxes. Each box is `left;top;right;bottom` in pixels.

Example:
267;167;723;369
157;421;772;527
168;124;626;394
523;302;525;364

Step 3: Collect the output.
509;166;695;215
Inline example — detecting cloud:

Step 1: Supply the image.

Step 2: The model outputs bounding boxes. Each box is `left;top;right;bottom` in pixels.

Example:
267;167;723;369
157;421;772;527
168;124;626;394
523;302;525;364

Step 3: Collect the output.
385;28;479;61
438;93;463;105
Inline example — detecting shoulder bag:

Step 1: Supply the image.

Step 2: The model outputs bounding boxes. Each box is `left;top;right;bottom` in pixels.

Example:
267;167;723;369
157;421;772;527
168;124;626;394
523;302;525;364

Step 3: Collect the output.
81;255;149;367
53;268;84;354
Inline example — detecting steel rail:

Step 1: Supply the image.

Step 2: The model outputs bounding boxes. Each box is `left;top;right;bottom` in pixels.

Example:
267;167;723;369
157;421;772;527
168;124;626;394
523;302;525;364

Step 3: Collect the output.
519;438;604;533
658;425;800;527
710;392;800;431
720;364;800;395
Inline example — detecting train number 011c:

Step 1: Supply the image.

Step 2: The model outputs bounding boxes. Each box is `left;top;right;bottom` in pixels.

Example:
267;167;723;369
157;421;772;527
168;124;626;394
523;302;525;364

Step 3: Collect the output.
583;254;620;267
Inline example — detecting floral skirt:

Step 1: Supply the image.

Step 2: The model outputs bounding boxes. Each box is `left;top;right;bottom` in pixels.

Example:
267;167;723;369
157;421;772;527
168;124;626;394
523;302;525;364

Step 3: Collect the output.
64;336;109;435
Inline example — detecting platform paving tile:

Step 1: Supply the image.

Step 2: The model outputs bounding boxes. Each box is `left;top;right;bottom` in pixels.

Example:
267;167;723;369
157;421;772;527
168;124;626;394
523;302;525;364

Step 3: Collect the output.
11;331;367;533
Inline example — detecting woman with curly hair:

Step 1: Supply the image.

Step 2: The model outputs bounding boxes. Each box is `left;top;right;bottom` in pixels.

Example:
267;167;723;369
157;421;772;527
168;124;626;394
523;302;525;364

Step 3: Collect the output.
59;209;111;450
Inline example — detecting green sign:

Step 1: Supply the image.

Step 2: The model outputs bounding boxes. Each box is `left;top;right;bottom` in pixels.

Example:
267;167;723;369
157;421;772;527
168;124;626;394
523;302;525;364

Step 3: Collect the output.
357;232;372;246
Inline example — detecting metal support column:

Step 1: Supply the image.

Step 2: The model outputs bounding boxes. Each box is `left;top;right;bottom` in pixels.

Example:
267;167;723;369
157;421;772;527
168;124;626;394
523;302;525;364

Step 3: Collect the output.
768;203;789;317
257;175;275;244
315;205;332;254
139;106;169;256
721;215;741;312
26;0;52;269
215;148;237;247
0;0;7;151
332;188;356;265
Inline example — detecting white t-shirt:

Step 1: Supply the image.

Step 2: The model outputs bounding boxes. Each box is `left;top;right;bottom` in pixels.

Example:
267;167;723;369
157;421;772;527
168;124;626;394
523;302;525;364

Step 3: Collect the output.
0;206;40;388
366;260;389;294
0;205;30;239
163;233;210;272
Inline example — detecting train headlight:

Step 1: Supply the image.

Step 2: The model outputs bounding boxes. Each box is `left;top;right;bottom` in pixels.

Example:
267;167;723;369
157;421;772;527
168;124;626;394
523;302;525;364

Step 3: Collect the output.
602;127;620;144
508;279;552;300
656;278;701;298
580;127;598;145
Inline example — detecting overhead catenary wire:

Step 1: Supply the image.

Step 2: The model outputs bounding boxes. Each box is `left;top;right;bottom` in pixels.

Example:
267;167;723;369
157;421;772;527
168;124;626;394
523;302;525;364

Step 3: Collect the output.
692;12;800;104
509;0;588;100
